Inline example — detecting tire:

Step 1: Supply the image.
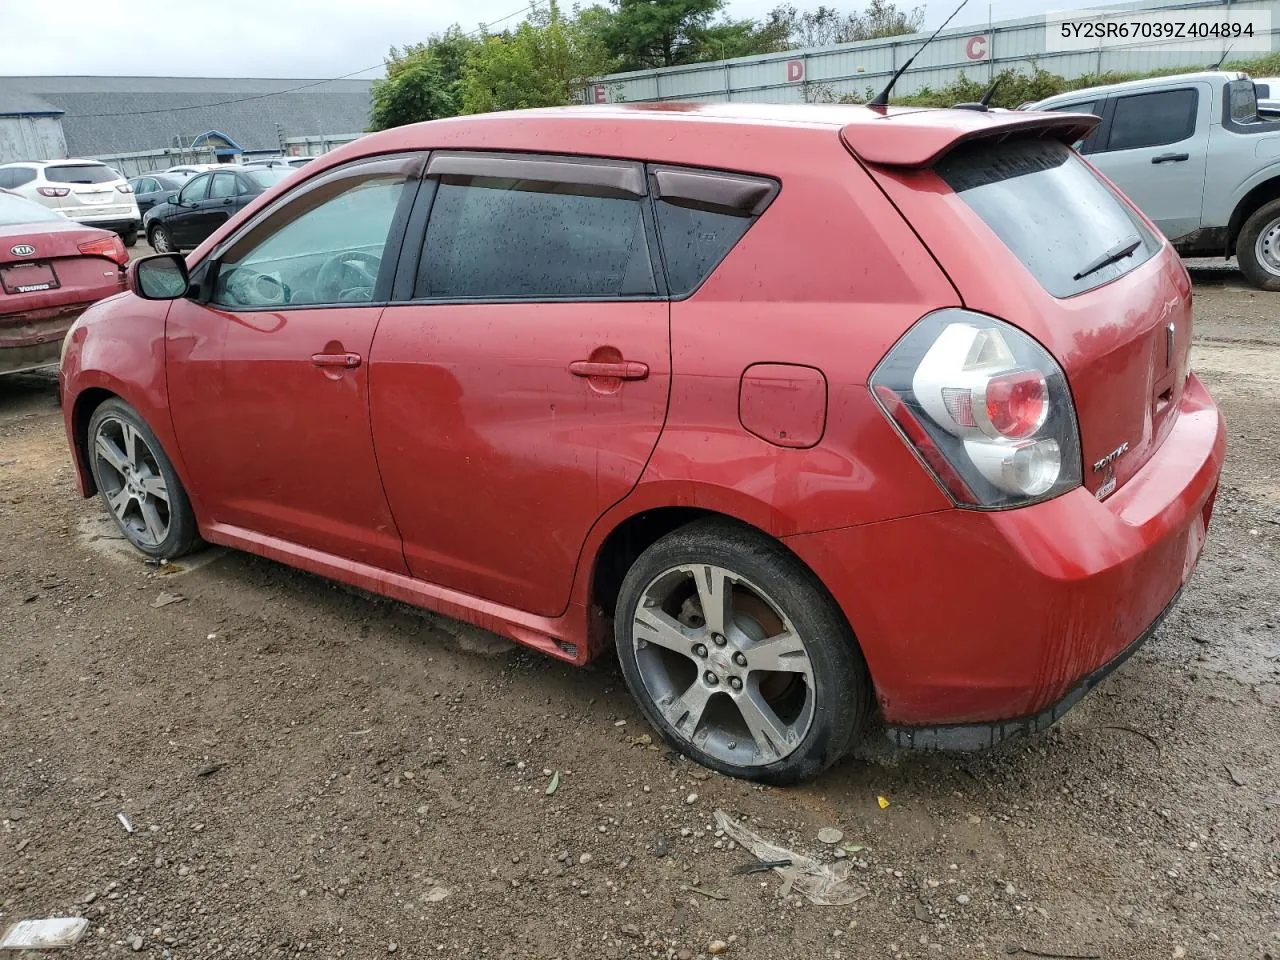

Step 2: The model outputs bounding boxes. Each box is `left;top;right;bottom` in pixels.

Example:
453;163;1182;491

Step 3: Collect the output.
149;223;173;255
1235;198;1280;292
614;519;871;785
87;398;201;560
120;227;138;248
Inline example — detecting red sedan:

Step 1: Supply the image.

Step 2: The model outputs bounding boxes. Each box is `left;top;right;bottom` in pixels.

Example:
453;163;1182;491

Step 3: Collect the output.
0;190;126;376
58;104;1224;783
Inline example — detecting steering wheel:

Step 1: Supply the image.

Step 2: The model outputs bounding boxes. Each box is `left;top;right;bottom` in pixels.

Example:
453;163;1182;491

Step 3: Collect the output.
316;251;382;303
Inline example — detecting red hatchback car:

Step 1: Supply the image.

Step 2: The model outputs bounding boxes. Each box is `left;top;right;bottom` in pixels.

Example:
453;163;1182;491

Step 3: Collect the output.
59;104;1225;783
1;190;126;376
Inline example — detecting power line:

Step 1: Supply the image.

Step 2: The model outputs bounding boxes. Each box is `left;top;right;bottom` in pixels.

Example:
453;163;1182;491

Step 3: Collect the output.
61;0;546;121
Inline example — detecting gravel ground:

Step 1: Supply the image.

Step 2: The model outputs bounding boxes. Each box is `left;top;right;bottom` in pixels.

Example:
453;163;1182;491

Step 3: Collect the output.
1;268;1277;960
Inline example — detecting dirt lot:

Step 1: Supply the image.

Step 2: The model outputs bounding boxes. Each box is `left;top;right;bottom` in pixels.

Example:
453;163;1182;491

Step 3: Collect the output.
1;269;1277;960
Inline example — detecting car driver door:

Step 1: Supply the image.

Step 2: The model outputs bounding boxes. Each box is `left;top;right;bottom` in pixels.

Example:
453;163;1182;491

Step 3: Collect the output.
167;173;210;249
165;153;425;571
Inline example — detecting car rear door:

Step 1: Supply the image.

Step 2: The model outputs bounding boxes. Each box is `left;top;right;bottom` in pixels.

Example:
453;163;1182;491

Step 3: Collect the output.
369;151;671;617
165;154;423;570
1085;83;1211;243
189;171;242;243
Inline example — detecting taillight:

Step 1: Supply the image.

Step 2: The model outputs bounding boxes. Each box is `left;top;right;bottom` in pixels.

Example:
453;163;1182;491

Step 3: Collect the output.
116;183;133;193
78;235;127;266
37;186;70;198
870;309;1082;508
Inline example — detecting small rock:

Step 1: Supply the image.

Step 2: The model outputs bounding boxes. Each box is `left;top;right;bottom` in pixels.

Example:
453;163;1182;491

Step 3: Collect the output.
653;835;669;858
82;892;98;904
708;940;729;955
1172;947;1186;959
685;793;699;805
956;894;971;905
621;925;641;939
130;936;144;952
388;942;398;954
677;950;695;960
579;853;593;865
818;827;843;845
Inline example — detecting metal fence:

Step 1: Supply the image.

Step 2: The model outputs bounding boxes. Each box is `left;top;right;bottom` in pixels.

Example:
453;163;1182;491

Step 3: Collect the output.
92;133;363;177
588;0;1280;105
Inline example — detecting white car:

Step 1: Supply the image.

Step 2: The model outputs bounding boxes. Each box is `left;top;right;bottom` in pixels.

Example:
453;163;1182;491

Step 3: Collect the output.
1255;77;1280;115
0;159;141;246
165;163;223;177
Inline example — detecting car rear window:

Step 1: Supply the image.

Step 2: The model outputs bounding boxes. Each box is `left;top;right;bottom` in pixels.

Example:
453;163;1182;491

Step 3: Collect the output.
936;138;1157;298
245;169;292;188
44;164;116;185
0;192;62;225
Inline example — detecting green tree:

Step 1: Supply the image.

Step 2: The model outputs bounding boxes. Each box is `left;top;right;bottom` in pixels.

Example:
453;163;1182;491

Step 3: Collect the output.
765;0;923;49
603;0;724;70
369;56;457;130
370;27;479;130
461;3;611;113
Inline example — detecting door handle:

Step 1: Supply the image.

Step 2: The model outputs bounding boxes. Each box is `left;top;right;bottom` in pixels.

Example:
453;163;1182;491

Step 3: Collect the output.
311;352;362;369
569;360;649;380
1151;152;1190;164
221;198;234;205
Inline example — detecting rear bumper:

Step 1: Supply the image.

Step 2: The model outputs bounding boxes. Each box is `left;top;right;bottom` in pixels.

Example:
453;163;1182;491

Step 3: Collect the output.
0;301;100;375
785;372;1225;731
69;217;140;234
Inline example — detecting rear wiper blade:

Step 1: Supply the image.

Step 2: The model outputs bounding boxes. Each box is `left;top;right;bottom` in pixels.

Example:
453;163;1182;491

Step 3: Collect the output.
1073;236;1142;281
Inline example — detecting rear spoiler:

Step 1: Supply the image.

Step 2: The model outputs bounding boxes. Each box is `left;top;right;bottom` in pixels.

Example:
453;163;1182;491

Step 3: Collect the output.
841;110;1100;168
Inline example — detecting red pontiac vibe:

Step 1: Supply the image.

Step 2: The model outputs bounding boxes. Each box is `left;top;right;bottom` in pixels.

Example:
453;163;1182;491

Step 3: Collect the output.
58;103;1225;784
0;190;127;376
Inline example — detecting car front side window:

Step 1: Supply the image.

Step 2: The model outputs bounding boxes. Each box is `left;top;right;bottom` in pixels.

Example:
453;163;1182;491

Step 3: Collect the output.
209;159;415;310
179;175;210;205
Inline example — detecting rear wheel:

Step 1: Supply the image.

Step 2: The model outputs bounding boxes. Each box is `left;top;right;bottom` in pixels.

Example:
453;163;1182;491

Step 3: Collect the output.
615;520;871;785
87;398;200;560
1235;198;1280;292
120;227;138;248
149;223;173;254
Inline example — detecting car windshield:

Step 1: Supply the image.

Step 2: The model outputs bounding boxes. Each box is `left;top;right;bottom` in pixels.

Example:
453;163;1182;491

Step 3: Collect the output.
244;169;292;188
936;138;1158;298
0;192;63;225
45;164;117;185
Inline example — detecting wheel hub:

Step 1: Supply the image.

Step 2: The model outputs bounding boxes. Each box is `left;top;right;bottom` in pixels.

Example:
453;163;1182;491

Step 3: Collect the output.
630;563;816;768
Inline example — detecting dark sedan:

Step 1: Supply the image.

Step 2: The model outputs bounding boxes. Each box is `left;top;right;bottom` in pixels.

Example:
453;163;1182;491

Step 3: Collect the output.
128;173;187;217
144;167;292;253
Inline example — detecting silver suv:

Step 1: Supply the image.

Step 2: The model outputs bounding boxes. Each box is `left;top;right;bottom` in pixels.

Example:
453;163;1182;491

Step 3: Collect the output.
0;159;142;247
1031;72;1280;290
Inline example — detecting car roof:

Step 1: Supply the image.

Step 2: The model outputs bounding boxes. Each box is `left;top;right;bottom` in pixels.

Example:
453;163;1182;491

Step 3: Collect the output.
1033;70;1248;107
0;157;108;169
345;102;1093;170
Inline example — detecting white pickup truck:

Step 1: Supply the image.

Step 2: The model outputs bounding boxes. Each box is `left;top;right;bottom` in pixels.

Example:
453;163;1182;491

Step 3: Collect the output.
1032;72;1280;290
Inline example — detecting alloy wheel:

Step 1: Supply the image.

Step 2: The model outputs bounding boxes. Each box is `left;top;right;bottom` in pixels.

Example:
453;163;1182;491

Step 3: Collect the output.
630;564;815;767
92;416;171;548
150;227;171;254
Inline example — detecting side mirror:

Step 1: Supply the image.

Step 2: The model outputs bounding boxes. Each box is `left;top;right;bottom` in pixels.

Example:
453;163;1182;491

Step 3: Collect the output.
168;195;179;205
130;254;189;300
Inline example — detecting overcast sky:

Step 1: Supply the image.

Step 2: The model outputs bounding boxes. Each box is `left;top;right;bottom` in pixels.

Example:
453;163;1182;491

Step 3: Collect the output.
0;0;1069;79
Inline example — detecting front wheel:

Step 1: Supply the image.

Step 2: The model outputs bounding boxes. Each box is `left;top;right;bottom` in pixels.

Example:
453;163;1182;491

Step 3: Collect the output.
87;398;201;559
149;223;173;254
615;520;872;785
1235;198;1280;292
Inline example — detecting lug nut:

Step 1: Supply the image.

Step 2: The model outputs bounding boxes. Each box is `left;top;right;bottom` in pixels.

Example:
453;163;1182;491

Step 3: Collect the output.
711;633;727;647
692;643;708;659
704;671;719;686
732;651;747;667
728;676;743;691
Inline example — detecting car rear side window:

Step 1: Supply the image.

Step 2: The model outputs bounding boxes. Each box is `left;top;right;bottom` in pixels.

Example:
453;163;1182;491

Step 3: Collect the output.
1104;89;1197;152
44;164;116;185
937;138;1157;299
0;167;37;189
417;173;655;300
650;166;777;296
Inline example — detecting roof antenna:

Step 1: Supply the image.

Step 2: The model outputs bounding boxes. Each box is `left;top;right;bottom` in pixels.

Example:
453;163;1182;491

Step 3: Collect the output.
868;0;970;110
1206;43;1233;70
954;75;1001;112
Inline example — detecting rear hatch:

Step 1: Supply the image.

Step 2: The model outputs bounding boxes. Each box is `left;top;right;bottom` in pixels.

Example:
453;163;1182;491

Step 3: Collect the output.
846;111;1192;498
43;163;135;218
